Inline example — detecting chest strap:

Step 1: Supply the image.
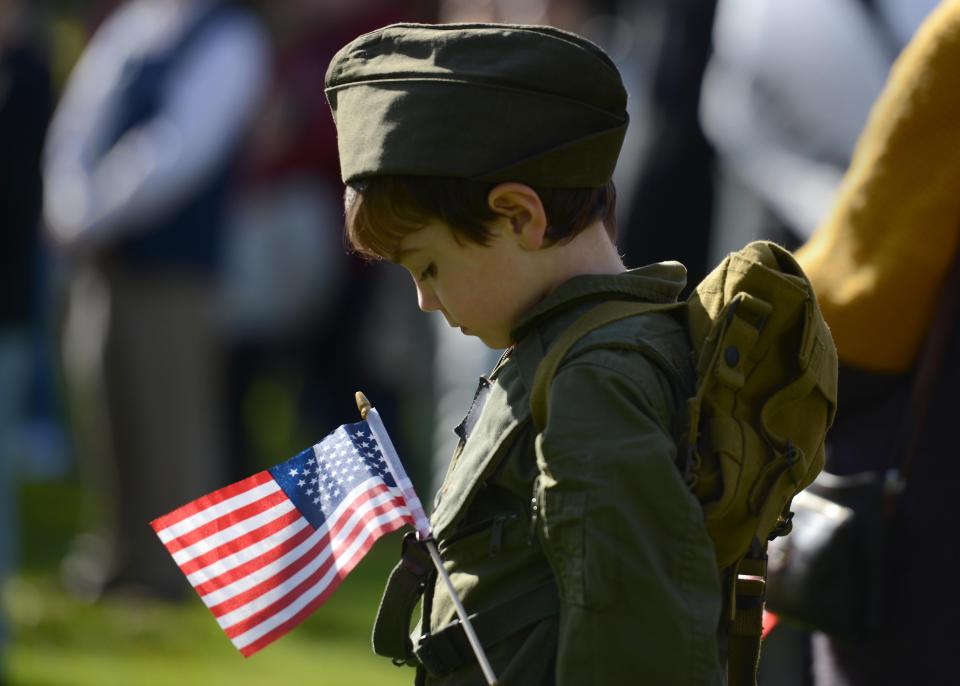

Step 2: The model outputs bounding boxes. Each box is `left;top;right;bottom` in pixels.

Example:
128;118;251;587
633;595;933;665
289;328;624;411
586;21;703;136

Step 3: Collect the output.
373;532;433;663
414;579;560;678
373;533;561;676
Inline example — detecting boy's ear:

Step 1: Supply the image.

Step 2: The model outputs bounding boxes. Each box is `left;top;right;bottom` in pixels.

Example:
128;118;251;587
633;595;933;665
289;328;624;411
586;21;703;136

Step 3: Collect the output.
487;183;548;250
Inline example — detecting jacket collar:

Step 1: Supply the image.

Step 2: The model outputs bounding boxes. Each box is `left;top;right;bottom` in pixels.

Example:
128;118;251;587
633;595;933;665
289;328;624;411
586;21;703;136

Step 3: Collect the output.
431;262;687;539
510;261;688;342
498;262;688;397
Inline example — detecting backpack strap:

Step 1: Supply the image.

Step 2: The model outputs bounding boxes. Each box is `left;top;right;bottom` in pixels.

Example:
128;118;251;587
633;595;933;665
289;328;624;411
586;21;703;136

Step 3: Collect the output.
529;297;768;685
373;534;562;677
530;299;678;431
372;532;434;663
727;550;767;686
414;580;560;678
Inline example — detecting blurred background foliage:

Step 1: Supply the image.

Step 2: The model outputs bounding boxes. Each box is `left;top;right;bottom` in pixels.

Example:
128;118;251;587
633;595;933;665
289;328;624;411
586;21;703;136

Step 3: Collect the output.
10;480;409;686
5;0;936;684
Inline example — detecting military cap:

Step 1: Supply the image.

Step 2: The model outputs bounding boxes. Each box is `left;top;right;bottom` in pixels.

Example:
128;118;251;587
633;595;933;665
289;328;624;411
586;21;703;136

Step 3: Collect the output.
324;23;628;188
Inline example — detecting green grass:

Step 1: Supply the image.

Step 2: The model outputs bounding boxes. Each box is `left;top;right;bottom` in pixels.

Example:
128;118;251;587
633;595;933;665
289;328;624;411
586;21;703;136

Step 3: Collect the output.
7;480;414;686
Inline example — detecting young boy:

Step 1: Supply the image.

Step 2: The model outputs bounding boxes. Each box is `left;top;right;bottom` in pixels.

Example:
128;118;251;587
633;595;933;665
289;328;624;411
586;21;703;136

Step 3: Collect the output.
325;24;724;685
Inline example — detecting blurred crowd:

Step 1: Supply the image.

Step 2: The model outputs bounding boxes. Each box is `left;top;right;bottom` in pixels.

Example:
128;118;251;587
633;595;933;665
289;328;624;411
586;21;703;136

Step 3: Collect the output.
1;0;957;684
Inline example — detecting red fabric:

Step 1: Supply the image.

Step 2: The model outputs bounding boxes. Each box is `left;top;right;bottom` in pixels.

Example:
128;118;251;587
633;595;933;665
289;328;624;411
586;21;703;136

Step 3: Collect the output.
762;608;779;639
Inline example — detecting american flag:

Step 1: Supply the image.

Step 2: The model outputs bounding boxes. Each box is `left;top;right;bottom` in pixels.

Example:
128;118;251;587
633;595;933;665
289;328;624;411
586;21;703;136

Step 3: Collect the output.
151;419;423;657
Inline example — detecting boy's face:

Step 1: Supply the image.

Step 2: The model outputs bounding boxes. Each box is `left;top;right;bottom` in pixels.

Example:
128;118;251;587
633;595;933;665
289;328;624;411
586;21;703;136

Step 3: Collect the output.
394;218;545;349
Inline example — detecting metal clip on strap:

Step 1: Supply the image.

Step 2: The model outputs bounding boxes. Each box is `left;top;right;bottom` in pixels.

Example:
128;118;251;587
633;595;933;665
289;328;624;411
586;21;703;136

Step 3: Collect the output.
727;553;768;686
372;532;433;662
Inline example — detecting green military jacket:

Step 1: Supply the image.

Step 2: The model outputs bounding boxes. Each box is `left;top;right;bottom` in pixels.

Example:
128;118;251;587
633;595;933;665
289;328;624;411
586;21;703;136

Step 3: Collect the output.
414;265;724;685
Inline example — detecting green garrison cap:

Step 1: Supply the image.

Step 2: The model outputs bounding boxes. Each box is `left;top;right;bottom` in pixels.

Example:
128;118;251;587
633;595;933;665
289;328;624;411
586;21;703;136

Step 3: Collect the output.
325;23;628;188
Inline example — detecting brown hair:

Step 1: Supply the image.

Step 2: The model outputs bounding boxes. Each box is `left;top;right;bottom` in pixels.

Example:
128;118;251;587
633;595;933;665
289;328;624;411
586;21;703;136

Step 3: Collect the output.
344;176;617;260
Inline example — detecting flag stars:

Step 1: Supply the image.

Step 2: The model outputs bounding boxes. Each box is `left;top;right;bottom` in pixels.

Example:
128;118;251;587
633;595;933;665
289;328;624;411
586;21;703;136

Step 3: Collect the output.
168;421;420;658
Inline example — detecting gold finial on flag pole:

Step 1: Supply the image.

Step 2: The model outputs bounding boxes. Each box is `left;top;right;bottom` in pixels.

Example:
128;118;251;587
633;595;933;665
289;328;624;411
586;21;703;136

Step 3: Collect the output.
355;391;372;419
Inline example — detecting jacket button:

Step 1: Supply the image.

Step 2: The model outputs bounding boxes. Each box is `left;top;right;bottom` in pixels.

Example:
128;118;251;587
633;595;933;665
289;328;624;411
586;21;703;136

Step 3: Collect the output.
724;346;740;366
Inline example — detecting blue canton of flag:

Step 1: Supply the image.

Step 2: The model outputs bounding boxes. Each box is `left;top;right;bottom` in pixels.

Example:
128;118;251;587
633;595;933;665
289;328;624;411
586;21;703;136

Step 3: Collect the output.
151;420;421;657
270;423;398;529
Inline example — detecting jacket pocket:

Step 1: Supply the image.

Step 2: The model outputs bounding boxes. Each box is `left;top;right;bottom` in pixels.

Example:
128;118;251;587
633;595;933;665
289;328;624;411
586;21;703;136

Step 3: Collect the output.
439;513;519;565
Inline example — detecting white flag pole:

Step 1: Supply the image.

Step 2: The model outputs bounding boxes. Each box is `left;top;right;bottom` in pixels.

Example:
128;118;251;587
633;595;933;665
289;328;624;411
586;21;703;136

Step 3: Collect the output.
356;394;431;541
356;392;498;686
421;538;498;686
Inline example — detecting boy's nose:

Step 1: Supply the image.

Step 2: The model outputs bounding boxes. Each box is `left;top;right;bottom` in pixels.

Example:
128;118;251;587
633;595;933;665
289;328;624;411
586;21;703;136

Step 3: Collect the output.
416;281;441;313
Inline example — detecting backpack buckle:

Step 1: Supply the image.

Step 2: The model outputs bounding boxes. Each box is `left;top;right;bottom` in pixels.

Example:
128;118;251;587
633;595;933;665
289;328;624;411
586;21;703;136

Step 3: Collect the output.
727;293;773;331
715;294;774;390
770;509;795;540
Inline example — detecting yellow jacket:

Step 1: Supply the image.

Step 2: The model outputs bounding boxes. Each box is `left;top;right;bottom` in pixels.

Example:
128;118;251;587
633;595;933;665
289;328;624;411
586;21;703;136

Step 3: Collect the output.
795;0;960;372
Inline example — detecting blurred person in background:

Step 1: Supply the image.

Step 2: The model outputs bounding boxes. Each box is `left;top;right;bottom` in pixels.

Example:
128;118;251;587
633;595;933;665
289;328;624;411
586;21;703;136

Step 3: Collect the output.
219;0;431;483
0;0;52;671
617;0;717;290
42;0;269;600
700;0;939;261
696;1;939;681
790;2;960;683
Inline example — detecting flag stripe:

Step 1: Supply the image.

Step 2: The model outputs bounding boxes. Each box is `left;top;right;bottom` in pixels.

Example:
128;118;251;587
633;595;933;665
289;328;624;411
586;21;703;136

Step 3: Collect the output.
189;479;397;592
216;485;404;626
163;489;291;554
211;495;406;621
186;517;311;588
365;407;433;541
152;419;426;657
152;471;277;535
172;499;298;566
202;486;401;610
234;513;411;649
395;477;431;536
177;508;303;576
219;504;410;634
235;514;409;656
191;521;315;596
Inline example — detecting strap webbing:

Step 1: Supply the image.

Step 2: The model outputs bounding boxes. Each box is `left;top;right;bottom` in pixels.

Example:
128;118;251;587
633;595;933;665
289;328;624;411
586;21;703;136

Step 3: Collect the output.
528;297;768;684
727;555;766;685
530;300;678;431
414;580;560;678
372;532;433;661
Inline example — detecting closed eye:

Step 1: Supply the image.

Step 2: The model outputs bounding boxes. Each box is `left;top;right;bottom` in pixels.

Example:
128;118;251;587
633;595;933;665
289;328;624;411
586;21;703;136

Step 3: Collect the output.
419;263;436;281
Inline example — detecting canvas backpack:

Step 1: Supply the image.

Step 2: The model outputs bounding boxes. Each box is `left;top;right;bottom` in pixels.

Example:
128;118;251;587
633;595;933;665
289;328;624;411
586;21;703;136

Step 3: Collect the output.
529;241;838;685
